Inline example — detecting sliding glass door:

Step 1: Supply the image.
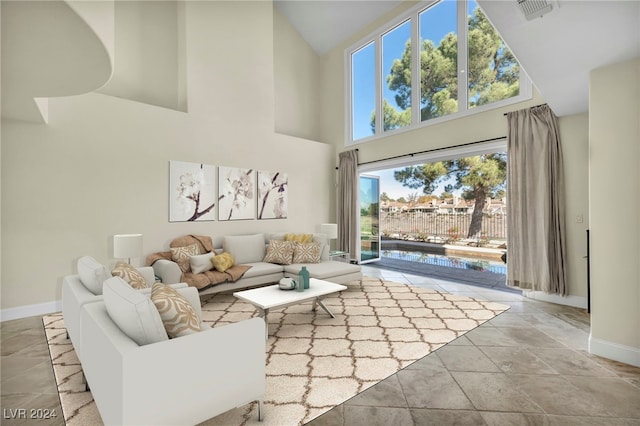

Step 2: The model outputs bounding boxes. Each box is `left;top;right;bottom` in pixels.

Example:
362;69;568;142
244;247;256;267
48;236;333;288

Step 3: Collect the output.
360;174;380;263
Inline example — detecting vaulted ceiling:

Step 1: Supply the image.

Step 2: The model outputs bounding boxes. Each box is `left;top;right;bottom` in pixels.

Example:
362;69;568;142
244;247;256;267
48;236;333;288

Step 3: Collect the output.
275;0;640;117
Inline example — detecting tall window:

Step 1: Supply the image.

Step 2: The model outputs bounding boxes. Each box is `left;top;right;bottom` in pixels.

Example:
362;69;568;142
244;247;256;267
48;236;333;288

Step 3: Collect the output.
347;0;530;144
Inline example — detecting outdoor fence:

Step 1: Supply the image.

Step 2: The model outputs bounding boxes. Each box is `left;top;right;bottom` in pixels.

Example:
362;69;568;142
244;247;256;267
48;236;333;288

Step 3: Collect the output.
379;211;507;243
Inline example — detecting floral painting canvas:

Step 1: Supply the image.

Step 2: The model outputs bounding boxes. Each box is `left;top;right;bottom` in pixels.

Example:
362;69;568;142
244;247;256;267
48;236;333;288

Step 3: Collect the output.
218;166;255;221
257;170;288;219
169;161;216;222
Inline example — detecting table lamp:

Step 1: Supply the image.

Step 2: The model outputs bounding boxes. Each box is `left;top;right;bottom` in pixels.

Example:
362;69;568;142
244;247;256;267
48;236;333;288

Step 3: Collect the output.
113;234;143;264
320;223;338;251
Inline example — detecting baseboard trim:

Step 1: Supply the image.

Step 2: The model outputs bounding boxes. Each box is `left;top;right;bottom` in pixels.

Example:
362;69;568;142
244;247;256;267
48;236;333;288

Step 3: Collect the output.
1;300;62;322
523;291;587;309
589;335;640;367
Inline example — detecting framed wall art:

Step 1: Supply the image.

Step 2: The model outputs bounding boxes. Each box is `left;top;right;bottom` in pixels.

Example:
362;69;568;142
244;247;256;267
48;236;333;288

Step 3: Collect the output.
257;170;288;219
169;161;216;222
218;166;255;221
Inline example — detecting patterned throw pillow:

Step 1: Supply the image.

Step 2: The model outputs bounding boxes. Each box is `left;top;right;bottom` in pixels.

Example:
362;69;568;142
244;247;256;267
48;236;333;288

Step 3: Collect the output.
292;242;322;264
263;240;294;265
111;261;148;290
211;252;234;272
171;244;199;273
151;283;201;338
284;233;314;244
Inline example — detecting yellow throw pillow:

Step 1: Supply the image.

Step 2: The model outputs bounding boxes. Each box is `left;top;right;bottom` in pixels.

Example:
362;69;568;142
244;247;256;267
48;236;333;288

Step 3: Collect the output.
211;252;235;272
284;233;314;244
151;283;201;338
111;262;148;290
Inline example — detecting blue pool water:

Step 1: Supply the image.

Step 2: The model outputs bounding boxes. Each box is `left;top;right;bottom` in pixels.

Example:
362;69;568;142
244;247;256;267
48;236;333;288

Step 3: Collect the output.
382;249;507;275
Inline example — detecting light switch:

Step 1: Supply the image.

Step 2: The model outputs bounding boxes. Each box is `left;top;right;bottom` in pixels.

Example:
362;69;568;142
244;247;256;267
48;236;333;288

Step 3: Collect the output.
576;214;583;223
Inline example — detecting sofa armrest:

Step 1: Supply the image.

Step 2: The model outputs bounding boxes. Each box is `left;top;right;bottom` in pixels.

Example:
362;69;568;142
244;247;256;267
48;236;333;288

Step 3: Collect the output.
81;303;265;425
136;266;156;286
151;259;182;284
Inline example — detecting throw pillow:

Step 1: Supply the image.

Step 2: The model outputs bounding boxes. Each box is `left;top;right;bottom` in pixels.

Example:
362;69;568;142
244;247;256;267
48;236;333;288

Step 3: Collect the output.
103;277;168;346
292;241;322;263
170;244;199;273
223;234;265;264
111;261;148;290
211;252;234;272
77;256;111;295
151;283;202;338
285;233;314;243
189;253;214;274
263;240;294;265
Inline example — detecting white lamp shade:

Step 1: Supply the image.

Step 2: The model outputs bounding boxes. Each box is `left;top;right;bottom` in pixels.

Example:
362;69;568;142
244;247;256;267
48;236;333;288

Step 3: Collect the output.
320;223;338;239
113;234;143;260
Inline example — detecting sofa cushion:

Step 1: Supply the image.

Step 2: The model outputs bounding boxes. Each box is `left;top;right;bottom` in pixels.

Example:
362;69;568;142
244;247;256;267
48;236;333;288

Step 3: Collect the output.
103;277;168;346
77;256;111;295
284;261;361;280
190;253;214;274
292;242;322;264
111;261;148;290
211;252;234;272
151;283;202;338
263;240;294;265
223;234;265;264
171;244;199;273
240;262;284;279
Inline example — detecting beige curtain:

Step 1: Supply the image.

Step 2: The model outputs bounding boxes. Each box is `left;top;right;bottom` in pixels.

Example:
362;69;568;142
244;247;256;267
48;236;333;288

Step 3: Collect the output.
337;150;359;260
506;104;568;295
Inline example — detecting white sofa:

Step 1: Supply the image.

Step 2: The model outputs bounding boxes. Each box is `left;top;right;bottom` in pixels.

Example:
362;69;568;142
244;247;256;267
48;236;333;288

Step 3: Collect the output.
62;256;188;361
80;278;265;425
151;233;363;297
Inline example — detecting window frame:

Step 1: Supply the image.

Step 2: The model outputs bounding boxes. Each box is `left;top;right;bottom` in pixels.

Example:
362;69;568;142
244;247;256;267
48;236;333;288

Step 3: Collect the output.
344;0;532;146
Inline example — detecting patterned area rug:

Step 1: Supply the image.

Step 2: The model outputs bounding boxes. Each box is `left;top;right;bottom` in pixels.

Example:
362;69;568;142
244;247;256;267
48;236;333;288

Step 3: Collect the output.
44;277;509;425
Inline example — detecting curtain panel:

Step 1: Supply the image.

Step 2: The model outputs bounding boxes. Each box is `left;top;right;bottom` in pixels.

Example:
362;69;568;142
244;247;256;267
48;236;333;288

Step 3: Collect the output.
506;104;568;295
337;150;359;259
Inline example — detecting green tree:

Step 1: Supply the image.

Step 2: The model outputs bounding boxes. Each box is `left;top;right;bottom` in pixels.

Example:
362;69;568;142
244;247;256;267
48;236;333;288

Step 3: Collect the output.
395;153;507;237
380;192;392;202
374;5;519;129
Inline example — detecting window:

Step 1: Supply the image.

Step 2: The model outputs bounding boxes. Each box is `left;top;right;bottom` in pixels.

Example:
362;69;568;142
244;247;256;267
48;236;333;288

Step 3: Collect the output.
347;0;530;144
351;42;376;140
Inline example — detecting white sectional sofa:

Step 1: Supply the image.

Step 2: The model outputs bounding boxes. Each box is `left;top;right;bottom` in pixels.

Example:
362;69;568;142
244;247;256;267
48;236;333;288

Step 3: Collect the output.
150;233;362;297
80;278;265;425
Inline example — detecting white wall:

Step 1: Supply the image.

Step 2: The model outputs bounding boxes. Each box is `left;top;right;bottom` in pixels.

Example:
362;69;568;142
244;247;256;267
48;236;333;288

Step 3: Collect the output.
1;1;334;315
273;7;321;141
588;57;640;366
318;2;590;303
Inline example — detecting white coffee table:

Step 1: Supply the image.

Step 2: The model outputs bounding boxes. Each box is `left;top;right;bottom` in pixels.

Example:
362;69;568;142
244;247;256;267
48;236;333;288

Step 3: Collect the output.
233;278;347;339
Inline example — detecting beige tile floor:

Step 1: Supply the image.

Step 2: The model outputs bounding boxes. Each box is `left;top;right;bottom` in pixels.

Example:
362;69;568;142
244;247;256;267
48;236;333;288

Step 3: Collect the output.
2;265;639;425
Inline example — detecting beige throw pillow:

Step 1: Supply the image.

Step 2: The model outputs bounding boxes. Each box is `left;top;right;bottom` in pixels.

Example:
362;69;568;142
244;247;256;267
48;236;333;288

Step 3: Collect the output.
171;244;199;273
263;240;294;265
151;283;202;338
292;241;322;263
111;262;148;290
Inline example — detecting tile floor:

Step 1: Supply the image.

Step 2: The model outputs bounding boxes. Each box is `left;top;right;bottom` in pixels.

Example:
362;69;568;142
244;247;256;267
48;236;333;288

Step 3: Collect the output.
2;265;639;426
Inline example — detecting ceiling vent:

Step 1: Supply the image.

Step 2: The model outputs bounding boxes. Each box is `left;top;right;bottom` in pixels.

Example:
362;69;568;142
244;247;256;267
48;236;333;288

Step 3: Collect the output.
517;0;553;20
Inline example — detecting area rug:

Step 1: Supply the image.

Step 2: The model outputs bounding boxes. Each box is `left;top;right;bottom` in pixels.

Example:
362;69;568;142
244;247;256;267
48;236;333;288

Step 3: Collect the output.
43;277;509;425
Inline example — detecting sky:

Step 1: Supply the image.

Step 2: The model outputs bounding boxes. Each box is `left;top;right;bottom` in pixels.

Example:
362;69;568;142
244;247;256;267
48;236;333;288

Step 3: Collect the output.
352;0;464;140
371;167;460;201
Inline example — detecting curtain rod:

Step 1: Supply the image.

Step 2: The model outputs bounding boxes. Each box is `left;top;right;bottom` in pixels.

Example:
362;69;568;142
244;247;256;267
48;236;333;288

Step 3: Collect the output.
503;103;548;116
337;136;506;169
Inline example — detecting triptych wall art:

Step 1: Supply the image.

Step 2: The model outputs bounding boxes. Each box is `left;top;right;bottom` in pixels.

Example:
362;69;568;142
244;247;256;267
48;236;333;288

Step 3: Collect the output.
169;161;288;222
